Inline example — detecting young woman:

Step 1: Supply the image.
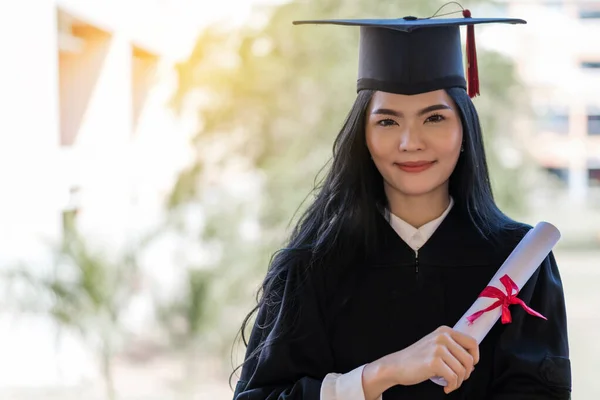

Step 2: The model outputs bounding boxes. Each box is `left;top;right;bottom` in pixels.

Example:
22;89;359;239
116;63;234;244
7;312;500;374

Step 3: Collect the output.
232;12;572;400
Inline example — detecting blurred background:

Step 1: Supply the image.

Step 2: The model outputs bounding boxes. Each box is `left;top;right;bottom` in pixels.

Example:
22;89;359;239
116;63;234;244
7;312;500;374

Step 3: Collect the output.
0;0;598;399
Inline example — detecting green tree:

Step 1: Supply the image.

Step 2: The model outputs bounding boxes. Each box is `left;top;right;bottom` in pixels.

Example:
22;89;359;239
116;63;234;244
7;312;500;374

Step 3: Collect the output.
154;267;213;397
6;225;142;400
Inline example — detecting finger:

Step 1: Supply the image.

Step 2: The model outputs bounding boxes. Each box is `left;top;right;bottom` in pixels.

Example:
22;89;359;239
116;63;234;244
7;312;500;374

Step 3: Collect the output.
432;357;459;394
449;330;480;365
446;339;475;380
435;325;453;337
440;347;466;390
433;331;472;380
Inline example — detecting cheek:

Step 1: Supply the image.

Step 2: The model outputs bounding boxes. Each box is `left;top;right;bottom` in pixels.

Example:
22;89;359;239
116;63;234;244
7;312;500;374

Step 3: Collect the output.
441;138;462;160
366;131;395;181
366;129;394;159
435;128;462;160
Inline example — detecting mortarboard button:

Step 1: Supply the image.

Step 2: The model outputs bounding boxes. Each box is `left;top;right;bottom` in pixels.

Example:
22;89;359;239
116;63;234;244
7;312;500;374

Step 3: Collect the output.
402;16;418;21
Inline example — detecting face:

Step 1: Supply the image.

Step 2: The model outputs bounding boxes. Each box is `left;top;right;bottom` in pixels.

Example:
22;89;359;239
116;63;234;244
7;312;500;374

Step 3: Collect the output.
365;90;463;199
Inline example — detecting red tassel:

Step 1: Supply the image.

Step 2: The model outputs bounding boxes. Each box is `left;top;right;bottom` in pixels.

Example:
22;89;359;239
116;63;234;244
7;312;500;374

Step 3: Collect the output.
462;9;479;98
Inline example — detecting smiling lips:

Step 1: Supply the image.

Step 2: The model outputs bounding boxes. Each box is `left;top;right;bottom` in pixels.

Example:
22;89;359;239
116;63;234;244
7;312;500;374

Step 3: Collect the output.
394;161;436;173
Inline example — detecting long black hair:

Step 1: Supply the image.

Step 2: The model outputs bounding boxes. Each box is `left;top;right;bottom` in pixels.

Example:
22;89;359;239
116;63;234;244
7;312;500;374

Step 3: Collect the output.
231;86;518;383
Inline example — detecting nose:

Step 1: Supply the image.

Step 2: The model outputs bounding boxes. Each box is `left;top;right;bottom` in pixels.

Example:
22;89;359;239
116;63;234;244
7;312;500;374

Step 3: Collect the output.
398;126;425;152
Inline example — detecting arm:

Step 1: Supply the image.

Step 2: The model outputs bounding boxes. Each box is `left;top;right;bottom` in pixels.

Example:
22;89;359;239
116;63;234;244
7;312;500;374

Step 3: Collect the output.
321;364;387;400
362;358;402;400
490;251;572;399
234;261;392;400
233;264;334;400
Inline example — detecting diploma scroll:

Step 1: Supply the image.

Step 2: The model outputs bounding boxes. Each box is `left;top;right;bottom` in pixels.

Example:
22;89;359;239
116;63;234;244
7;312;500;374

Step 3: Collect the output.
430;221;561;387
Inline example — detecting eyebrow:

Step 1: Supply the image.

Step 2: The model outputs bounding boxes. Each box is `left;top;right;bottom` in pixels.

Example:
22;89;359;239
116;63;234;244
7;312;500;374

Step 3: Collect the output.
371;104;453;117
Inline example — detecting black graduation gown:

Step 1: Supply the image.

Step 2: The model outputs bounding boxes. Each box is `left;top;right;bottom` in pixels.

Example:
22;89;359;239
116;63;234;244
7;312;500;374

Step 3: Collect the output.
233;206;572;400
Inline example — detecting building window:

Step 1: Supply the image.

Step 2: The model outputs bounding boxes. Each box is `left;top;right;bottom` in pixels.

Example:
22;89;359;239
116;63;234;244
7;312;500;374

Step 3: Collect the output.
589;110;600;135
58;11;111;147
581;61;600;70
589;169;600;187
545;167;569;185
132;47;158;134
579;9;600;19
538;109;569;134
545;3;563;12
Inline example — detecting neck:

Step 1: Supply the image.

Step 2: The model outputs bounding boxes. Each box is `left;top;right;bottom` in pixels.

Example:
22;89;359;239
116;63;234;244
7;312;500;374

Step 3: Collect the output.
385;184;451;229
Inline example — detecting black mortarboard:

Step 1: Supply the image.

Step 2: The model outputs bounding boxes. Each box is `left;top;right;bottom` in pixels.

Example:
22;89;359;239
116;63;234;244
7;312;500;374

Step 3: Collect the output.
293;10;526;98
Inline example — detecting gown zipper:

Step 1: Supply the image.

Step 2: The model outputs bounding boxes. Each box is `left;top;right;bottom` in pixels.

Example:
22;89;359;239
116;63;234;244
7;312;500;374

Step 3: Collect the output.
415;250;419;281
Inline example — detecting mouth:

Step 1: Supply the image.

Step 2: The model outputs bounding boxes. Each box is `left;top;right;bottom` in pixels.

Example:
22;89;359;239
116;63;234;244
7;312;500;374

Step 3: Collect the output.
394;160;436;173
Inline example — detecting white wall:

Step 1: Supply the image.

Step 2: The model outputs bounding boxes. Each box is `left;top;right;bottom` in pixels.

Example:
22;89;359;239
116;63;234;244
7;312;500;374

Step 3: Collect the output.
0;0;62;265
0;0;199;388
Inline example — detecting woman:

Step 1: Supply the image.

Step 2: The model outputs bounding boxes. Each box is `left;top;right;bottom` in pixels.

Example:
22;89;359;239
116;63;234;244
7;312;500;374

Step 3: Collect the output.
232;12;572;400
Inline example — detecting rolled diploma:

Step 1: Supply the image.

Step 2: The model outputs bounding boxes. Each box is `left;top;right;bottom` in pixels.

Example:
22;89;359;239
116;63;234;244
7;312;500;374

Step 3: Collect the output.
430;221;561;387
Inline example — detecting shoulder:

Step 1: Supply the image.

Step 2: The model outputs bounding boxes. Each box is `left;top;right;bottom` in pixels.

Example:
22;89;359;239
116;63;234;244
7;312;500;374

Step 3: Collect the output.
482;220;532;259
444;213;533;265
496;220;533;245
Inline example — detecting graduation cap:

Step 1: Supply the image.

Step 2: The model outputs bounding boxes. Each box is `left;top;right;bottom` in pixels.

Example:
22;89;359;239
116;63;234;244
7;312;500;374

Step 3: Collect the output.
293;8;526;98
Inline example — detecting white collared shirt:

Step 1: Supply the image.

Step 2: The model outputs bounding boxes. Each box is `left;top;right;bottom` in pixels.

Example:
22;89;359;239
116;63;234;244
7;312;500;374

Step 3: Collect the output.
388;196;454;254
320;198;455;400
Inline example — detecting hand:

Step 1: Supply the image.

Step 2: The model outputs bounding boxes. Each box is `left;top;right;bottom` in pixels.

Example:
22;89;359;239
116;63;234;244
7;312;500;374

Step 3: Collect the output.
369;326;480;395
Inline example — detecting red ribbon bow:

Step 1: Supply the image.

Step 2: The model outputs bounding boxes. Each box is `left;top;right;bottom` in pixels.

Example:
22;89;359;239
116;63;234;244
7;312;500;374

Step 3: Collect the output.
466;274;547;325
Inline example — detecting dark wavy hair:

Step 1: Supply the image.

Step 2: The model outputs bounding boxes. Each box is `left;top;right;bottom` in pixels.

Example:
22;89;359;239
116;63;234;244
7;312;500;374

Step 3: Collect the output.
230;87;518;385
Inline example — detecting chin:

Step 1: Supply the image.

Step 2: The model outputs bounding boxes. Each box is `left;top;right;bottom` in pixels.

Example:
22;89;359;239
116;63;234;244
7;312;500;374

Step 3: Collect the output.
386;177;449;198
395;185;441;197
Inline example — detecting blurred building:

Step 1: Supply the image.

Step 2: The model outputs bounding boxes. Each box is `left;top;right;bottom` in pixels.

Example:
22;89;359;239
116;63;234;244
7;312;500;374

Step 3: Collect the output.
484;0;600;204
0;0;205;265
0;0;203;388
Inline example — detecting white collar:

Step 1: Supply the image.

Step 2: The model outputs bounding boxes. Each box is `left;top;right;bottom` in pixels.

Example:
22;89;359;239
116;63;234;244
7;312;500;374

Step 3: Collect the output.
388;197;454;252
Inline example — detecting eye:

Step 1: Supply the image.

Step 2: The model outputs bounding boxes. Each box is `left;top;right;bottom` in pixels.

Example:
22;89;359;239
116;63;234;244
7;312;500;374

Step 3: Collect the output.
376;119;398;127
425;113;445;124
